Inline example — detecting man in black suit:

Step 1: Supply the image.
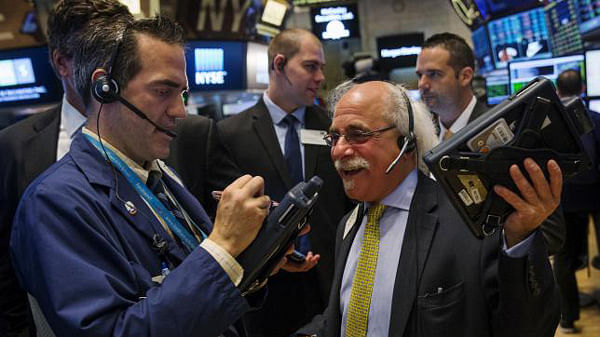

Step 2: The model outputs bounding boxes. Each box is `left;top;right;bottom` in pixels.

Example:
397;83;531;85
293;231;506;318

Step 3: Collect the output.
416;33;489;142
0;1;132;335
217;28;352;337
416;32;564;254
297;80;561;337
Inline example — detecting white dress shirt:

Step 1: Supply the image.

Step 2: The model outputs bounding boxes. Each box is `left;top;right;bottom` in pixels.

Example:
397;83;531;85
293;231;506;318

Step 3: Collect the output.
438;95;477;143
56;96;87;160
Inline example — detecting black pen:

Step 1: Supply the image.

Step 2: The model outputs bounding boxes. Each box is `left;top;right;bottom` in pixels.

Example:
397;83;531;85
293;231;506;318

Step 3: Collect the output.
211;190;280;208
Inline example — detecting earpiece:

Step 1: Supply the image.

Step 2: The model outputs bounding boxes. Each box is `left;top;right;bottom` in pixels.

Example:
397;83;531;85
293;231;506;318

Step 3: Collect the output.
385;87;416;174
92;75;120;103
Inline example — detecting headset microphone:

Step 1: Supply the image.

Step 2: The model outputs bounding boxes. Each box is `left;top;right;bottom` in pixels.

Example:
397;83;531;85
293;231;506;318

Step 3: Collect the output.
117;96;177;138
385;88;416;175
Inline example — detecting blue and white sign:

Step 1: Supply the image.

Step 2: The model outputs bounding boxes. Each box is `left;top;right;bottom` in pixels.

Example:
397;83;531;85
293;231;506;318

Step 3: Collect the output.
185;40;245;92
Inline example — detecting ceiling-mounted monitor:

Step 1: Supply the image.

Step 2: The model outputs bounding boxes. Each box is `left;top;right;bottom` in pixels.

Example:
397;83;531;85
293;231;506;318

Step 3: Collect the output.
576;0;600;38
487;6;552;69
310;3;360;40
376;33;424;71
0;46;62;109
544;0;583;56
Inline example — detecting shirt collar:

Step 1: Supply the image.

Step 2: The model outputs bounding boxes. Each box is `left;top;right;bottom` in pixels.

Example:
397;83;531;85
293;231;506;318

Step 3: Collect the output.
61;95;87;138
366;169;418;211
263;91;306;126
81;127;161;184
438;95;477;135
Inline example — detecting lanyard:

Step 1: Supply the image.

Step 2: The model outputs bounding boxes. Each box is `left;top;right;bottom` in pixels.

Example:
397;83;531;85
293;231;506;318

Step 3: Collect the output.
84;134;200;252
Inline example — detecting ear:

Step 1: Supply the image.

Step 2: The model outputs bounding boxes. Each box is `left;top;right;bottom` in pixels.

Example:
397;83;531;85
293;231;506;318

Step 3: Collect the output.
52;50;71;78
458;66;474;87
91;69;108;83
273;54;286;72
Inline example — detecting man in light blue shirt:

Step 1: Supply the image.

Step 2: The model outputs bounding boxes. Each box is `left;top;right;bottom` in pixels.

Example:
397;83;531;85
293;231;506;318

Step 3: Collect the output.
297;80;562;337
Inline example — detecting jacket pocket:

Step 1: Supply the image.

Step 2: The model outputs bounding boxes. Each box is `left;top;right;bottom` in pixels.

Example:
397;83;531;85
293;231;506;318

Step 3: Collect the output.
417;280;465;337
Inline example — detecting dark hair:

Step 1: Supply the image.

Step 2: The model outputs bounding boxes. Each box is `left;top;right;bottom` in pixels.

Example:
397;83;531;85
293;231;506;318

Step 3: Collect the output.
47;0;132;77
268;28;320;72
556;69;583;97
422;33;475;75
74;15;185;107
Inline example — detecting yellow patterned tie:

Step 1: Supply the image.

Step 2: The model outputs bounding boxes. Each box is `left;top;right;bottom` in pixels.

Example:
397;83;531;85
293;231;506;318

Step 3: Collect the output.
346;204;387;337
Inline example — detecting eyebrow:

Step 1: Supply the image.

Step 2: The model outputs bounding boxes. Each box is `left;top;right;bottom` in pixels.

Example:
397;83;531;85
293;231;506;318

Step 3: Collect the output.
150;79;188;91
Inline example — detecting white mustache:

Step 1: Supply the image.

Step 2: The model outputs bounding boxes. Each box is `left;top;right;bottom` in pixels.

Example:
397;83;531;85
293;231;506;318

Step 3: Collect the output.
334;157;370;171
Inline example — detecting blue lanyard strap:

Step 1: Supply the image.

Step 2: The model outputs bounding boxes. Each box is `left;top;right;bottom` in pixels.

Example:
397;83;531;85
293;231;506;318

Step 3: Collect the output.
84;134;200;252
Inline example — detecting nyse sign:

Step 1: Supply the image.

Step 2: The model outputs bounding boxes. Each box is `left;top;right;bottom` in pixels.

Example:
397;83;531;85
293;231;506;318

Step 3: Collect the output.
177;0;255;39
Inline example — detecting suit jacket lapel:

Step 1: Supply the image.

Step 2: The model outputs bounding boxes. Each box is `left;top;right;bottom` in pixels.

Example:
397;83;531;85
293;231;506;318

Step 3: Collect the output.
20;107;60;196
251;99;294;189
388;173;439;337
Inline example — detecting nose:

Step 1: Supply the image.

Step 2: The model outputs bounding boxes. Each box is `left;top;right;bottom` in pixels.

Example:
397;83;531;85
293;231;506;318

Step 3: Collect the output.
418;75;429;92
315;68;325;84
330;136;354;160
168;95;187;119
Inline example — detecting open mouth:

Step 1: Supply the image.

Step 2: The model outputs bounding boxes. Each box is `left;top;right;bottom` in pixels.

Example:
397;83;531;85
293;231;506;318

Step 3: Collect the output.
341;168;364;177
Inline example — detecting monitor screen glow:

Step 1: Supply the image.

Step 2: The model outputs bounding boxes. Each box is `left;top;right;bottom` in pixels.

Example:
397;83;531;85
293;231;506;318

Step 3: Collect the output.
487;7;552;69
508;54;585;94
185;41;245;92
0;46;62;109
586;49;600;97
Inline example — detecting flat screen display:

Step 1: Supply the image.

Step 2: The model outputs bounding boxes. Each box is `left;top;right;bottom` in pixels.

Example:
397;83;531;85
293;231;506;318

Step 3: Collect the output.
508;53;584;94
472;25;495;74
485;70;510;105
485;0;543;15
545;0;584;55
576;0;600;35
586;49;600;96
185;40;246;92
376;33;424;71
310;4;360;40
488;7;552;69
0;46;62;109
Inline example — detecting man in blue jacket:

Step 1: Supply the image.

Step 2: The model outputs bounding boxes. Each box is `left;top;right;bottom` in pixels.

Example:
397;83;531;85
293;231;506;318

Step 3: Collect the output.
10;16;292;337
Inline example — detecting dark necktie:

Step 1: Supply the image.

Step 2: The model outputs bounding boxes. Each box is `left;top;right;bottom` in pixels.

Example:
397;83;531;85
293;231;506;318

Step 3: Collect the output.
281;114;311;253
282;114;304;185
147;171;201;253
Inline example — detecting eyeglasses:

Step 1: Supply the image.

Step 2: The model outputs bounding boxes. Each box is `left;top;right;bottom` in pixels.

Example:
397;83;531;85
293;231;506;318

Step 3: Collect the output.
323;125;396;147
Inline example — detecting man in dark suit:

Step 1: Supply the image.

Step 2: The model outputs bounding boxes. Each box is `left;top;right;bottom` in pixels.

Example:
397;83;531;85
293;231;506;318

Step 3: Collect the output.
0;1;133;336
217;28;352;337
297;80;561;337
416;32;564;255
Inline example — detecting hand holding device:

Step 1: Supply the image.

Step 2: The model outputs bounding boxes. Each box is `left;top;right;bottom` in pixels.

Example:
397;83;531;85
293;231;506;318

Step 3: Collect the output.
210;175;270;257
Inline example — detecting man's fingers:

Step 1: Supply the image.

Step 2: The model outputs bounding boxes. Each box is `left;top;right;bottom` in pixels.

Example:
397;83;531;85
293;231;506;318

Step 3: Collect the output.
547;159;563;201
523;158;553;203
509;163;541;206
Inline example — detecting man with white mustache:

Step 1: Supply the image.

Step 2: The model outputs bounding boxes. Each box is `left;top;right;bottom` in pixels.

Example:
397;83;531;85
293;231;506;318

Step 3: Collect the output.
296;80;561;337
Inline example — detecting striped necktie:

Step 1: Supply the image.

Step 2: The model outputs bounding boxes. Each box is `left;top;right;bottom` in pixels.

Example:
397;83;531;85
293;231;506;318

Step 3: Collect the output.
346;204;387;337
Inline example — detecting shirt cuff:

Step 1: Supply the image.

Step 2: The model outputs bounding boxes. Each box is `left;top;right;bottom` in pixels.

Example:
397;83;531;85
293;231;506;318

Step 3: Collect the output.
200;238;244;286
502;230;536;258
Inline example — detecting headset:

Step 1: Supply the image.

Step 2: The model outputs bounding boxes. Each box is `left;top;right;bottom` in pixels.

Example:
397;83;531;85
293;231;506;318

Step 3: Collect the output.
272;54;292;86
91;28;176;138
385;85;416;174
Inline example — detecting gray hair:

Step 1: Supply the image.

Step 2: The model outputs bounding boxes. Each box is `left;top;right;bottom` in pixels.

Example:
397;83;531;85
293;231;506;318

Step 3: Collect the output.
327;80;439;174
